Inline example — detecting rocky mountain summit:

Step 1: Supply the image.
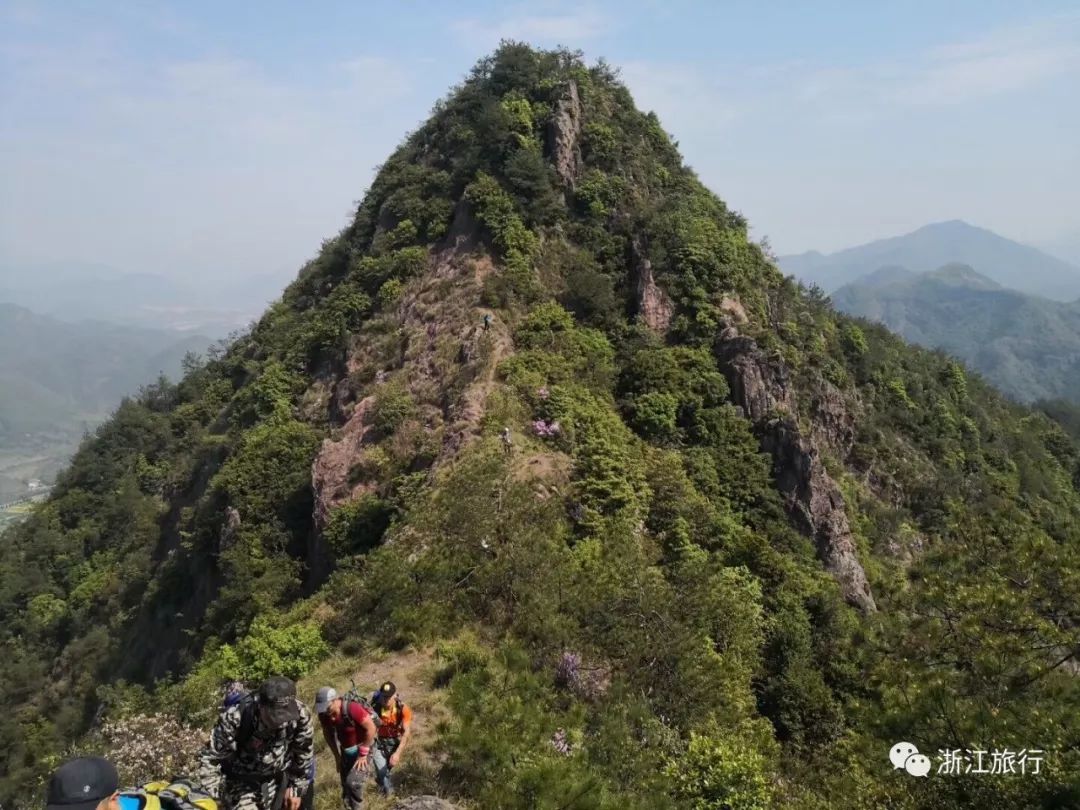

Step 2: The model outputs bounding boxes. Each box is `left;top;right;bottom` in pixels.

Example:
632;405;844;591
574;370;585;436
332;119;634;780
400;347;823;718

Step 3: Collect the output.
2;45;1078;809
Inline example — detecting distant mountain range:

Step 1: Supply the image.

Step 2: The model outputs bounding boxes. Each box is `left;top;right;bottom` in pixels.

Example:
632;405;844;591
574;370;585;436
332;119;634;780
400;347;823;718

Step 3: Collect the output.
780;220;1080;302
0;303;211;500
0;261;292;336
831;264;1080;403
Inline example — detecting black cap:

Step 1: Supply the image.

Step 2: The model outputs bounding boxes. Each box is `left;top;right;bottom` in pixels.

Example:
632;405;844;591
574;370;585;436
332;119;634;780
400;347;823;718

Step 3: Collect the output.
258;676;300;728
46;757;119;810
374;681;397;708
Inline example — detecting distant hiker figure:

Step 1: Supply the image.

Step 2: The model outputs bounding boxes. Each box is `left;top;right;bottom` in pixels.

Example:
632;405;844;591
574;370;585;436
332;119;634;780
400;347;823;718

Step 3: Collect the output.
483;313;492;331
314;686;377;810
500;426;513;455
369;681;413;797
196;676;314;810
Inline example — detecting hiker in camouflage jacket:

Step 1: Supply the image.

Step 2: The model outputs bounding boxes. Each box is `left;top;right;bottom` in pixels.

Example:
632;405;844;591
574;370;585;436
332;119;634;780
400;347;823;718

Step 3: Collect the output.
195;677;314;810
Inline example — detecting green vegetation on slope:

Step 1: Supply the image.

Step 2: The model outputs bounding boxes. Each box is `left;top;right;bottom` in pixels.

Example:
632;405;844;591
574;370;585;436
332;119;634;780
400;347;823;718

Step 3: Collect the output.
831;264;1080;403
1;45;1078;809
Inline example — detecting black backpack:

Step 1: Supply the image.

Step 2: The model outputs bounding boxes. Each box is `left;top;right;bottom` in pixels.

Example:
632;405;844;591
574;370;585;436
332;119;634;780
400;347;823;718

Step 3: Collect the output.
235;692;262;750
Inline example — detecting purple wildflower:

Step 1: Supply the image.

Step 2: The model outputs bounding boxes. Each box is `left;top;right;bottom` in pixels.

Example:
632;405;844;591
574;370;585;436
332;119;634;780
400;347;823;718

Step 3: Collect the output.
532;419;562;438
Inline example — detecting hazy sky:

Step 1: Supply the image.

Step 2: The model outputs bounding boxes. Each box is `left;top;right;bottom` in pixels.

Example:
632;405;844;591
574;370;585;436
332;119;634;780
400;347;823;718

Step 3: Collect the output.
2;0;1078;286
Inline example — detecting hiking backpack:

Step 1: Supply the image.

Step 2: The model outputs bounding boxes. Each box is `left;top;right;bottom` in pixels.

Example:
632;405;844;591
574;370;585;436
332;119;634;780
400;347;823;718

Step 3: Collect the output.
337;680;376;729
121;780;217;810
220;683;262;751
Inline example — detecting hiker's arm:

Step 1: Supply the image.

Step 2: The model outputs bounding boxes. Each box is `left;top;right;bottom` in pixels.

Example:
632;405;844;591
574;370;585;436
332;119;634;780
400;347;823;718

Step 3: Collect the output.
320;722;341;767
351;713;378;770
194;706;241;799
287;707;315;797
362;713;378;747
388;707;412;767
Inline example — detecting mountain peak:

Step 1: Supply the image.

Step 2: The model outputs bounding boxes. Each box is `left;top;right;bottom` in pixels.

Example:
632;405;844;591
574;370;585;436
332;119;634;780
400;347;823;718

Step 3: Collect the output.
780;218;1080;300
920;218;978;231
858;264;917;287
925;262;1002;289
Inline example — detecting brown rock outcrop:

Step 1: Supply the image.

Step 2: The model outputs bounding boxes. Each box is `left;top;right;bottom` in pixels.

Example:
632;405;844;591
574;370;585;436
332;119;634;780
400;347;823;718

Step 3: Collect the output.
218;506;241;551
548;80;582;189
631;237;674;332
311;395;378;530
715;325;876;612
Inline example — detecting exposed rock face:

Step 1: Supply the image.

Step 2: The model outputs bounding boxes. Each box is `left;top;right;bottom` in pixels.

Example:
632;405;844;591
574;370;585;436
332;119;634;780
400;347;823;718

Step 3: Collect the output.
218;506;241;551
309;233;509;556
548;80;582;189
808;381;858;455
311;395;378;530
443;198;480;253
718;295;748;325
715;325;876;612
631;237;674;332
716;329;797;421
391;798;461;810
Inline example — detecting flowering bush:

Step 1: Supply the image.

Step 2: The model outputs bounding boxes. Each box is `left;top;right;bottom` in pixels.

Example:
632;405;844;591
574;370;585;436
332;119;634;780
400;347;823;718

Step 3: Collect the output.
532;419;561;438
94;714;205;785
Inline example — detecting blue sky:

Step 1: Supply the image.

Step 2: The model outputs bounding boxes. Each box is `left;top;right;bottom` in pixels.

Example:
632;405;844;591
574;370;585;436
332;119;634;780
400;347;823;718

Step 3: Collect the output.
2;0;1078;285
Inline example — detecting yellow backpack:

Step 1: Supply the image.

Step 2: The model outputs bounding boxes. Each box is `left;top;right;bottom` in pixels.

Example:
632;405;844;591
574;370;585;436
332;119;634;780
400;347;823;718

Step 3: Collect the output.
120;780;218;810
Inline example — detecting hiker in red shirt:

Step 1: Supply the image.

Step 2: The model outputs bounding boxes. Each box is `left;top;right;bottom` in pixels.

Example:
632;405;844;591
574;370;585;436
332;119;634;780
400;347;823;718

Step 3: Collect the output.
313;687;377;810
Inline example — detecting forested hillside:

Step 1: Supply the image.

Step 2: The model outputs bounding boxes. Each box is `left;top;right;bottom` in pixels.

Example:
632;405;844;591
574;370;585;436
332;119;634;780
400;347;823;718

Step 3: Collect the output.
831;264;1080;403
1;45;1078;809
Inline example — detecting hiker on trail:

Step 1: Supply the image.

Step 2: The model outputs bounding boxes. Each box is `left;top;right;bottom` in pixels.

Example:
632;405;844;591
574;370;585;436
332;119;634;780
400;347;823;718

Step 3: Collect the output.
500;426;513;455
195;676;314;810
219;681;314;810
483;313;492;331
313;686;378;810
46;757;218;810
369;682;413;798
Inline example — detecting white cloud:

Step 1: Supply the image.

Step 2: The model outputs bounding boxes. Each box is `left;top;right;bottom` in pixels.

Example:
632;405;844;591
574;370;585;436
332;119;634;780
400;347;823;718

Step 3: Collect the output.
0;24;419;278
452;5;610;49
793;14;1080;111
621;12;1080;140
893;22;1079;106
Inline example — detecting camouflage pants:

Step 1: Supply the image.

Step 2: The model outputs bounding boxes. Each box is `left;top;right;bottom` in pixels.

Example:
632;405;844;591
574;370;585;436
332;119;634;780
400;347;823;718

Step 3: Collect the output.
221;776;282;810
